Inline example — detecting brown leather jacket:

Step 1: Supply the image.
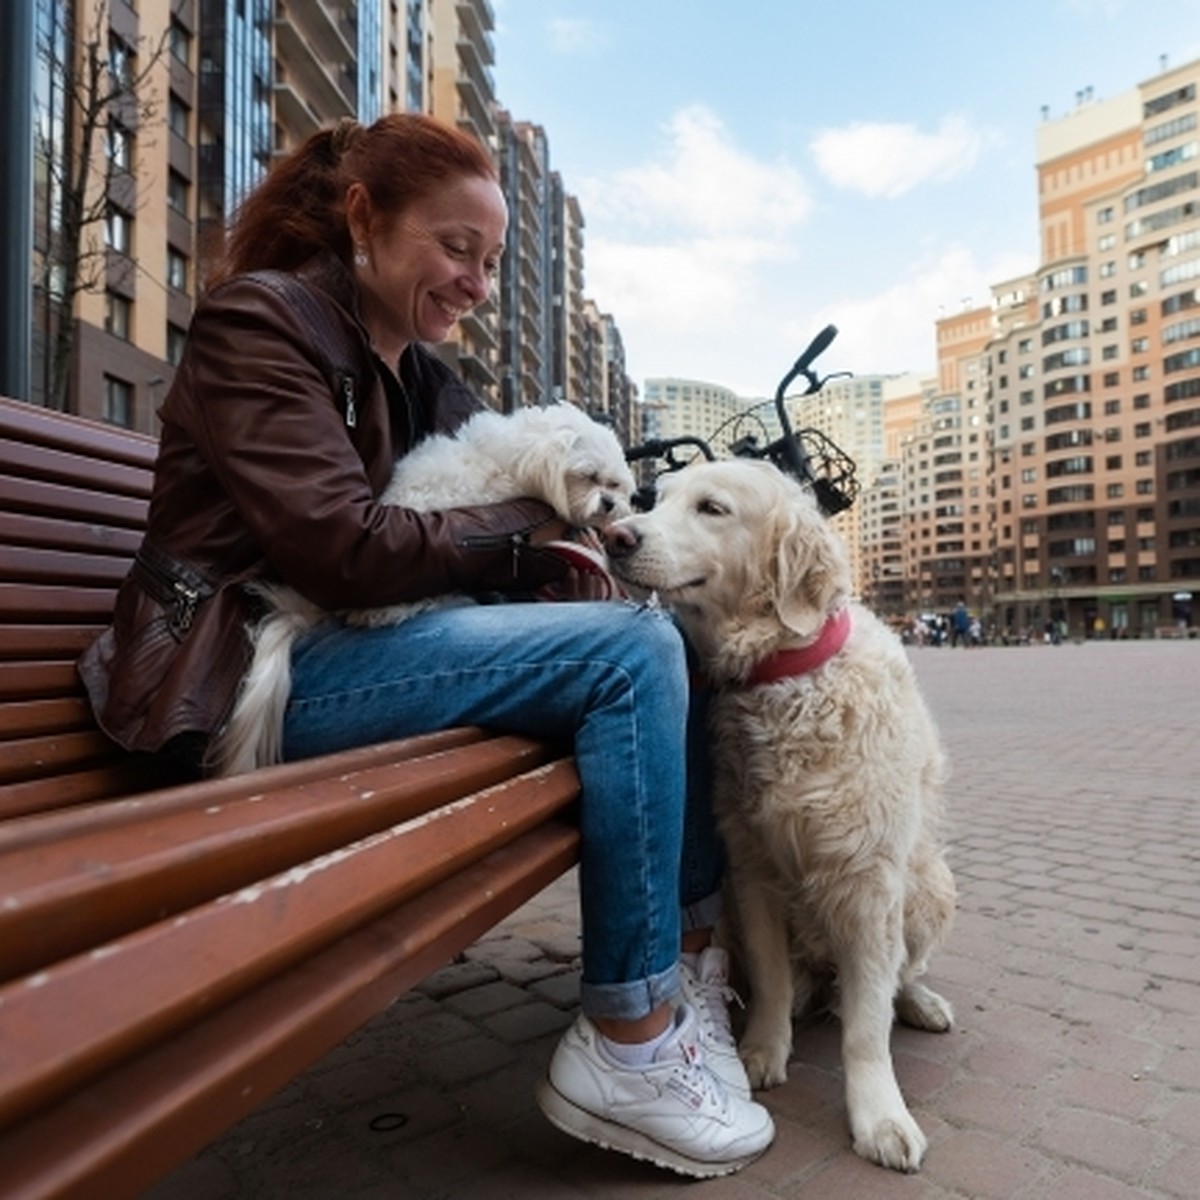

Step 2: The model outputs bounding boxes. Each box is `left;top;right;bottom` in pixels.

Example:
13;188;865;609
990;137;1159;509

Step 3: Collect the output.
78;253;565;763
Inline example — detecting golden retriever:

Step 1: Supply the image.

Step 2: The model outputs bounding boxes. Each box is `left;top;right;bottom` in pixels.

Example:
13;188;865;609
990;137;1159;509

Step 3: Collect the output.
604;459;956;1173
213;402;634;777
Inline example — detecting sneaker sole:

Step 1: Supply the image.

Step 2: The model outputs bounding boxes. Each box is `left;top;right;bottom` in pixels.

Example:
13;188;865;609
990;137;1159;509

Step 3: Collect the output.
535;1077;770;1180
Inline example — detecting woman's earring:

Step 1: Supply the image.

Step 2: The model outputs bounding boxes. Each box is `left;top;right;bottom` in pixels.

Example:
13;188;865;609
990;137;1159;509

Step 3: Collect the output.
354;245;368;268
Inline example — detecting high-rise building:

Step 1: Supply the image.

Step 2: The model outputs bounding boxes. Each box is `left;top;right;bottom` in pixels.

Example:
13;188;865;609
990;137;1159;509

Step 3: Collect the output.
495;112;552;410
987;56;1200;638
19;0;631;448
31;0;205;429
427;0;500;401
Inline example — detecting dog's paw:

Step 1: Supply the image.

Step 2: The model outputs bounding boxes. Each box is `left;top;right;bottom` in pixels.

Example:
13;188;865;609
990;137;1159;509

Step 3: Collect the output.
895;982;954;1033
852;1111;928;1173
740;1042;790;1091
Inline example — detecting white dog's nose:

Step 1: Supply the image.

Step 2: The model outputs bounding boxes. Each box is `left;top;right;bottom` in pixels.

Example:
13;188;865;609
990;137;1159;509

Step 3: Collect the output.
603;521;640;558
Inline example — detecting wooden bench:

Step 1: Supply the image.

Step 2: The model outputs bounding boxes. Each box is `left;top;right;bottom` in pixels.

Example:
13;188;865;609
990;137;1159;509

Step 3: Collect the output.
0;395;581;1200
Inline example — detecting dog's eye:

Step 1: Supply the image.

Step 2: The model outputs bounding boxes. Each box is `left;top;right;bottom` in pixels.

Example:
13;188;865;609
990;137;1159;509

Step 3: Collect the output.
697;498;728;517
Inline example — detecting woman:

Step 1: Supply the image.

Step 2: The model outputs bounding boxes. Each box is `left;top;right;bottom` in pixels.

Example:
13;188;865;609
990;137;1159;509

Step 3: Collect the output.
79;113;773;1178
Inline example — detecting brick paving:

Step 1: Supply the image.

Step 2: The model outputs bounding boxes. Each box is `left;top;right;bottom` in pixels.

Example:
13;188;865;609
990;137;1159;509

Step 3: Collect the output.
149;639;1200;1199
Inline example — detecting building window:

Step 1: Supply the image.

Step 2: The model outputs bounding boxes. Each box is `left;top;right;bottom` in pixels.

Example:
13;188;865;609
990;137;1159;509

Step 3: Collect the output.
103;375;134;427
167;248;188;291
1136;479;1154;495
105;291;131;340
107;122;133;172
167;322;187;366
105;206;132;254
169;19;191;66
109;35;134;87
169;95;190;141
167;170;189;214
1135;422;1152;438
1108;483;1125;498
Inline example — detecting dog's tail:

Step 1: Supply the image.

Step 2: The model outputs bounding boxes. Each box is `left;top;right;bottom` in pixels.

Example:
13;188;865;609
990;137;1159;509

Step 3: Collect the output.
208;585;321;778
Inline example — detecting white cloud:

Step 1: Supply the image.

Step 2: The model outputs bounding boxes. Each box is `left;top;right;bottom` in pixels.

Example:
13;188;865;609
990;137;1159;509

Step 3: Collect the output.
808;243;1038;378
810;115;993;199
546;17;607;54
580;105;812;235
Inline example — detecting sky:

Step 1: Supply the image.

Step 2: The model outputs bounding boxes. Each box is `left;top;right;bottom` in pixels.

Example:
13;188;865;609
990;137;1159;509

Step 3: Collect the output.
491;0;1200;398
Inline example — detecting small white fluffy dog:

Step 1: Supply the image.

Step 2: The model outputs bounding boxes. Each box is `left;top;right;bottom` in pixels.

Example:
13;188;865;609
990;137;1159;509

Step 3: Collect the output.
605;459;956;1173
212;402;634;777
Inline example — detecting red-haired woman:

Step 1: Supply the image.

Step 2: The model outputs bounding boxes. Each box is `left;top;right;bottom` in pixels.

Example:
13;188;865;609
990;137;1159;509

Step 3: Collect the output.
79;113;772;1178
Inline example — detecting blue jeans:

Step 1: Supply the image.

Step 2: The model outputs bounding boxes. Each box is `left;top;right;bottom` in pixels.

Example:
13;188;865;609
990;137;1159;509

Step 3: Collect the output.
281;599;724;1021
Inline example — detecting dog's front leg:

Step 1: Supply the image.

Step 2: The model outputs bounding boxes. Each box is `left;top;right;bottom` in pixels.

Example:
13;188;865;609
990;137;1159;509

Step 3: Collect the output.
834;898;927;1172
729;866;795;1090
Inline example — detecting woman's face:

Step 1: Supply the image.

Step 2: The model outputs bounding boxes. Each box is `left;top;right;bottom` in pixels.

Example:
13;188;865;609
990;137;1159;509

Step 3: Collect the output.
350;174;507;361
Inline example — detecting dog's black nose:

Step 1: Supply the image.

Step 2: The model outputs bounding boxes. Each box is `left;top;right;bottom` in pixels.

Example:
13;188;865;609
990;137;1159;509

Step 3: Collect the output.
600;494;615;513
602;522;639;558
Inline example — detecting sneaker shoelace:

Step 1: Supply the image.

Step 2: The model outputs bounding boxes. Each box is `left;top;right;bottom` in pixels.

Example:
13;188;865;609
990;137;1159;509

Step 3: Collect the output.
689;969;743;1050
663;1035;728;1113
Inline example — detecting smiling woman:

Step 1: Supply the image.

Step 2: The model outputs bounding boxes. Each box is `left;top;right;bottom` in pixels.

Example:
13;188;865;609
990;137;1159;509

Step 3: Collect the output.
346;173;507;360
78;111;776;1181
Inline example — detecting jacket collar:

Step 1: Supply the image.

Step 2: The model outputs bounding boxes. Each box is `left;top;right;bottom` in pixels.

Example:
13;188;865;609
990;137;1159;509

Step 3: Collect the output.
743;607;852;687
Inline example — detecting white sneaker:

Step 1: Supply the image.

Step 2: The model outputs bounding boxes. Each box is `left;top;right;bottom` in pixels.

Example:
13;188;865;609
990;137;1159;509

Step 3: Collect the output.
680;946;753;1099
536;1004;775;1178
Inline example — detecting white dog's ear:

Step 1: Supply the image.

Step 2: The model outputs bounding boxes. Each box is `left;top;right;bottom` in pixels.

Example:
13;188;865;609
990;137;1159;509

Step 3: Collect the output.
771;506;849;638
515;426;576;518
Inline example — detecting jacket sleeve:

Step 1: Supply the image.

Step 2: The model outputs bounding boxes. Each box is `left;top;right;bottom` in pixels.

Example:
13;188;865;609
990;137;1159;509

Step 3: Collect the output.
166;277;567;610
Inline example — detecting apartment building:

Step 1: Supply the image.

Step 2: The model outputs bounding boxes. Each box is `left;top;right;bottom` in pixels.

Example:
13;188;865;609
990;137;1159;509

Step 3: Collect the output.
988;57;1200;637
30;0;203;428
426;0;500;402
495;113;552;410
28;0;632;436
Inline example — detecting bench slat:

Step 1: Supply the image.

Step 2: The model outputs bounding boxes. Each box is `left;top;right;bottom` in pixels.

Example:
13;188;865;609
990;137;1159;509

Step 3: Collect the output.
0;761;176;820
1;544;135;588
0;509;142;556
0;821;579;1200
0;438;152;499
0;396;156;469
0;659;87;702
0;728;489;849
0;763;579;1130
0;728;119;785
0;475;149;528
0;624;105;661
0;736;565;979
0;583;119;623
0;697;95;739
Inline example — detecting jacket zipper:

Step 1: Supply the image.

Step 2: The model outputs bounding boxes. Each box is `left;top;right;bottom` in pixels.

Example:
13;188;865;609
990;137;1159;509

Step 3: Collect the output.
340;373;357;428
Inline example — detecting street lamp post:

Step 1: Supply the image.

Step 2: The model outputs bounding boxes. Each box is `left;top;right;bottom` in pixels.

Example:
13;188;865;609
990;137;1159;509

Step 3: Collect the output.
0;0;35;401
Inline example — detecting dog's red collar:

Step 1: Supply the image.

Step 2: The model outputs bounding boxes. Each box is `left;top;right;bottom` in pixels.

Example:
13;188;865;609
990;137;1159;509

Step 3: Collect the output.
744;607;852;687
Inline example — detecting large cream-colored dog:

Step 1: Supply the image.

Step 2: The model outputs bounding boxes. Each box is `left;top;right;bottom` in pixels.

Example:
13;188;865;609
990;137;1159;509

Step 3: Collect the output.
605;459;956;1173
212;402;634;777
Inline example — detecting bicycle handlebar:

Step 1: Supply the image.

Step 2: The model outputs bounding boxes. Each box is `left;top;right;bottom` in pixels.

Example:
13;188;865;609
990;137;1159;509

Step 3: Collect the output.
625;324;858;516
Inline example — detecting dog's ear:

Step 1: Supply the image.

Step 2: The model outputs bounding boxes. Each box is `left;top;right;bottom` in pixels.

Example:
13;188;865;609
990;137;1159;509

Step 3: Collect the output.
771;503;849;638
514;425;577;518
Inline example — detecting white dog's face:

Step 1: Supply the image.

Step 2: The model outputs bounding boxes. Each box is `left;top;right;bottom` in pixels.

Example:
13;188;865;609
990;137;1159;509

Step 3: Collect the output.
606;459;849;648
533;411;635;527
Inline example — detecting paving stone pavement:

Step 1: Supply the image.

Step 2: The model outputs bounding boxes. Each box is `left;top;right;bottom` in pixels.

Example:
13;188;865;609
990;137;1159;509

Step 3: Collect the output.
149;639;1200;1199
